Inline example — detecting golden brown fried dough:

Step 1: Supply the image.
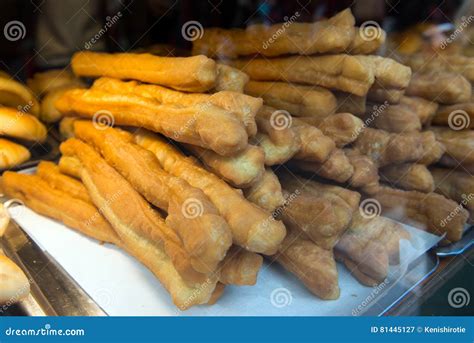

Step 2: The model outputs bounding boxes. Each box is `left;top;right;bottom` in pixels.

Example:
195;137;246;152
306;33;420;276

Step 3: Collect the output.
419;131;445;165
92;77;260;137
231;54;375;96
72;51;217;92
432;103;474;129
0;139;30;170
371;185;468;243
335;92;366;115
347;26;386;54
380;163;435;193
291;149;354;183
0;73;40;117
219;246;263;286
0;107;47;142
355;55;412;90
277;171;358;249
27;69;84;96
399;96;438;126
291;118;336;162
365;102;422;133
214;64;249;93
186;144;265;188
134;130;286;255
244;81;337;118
0;253;30;305
58;156;82;179
406;71;472;104
193;9;355;58
74;121;232;274
354;128;424;167
431;127;474;166
344;148;379;191
273;228;340;300
1;172;119;245
60;138;213;288
244;168;284;212
315;113;364;147
253;106;301;165
55;88;248;156
37;161;91;203
431;167;474;217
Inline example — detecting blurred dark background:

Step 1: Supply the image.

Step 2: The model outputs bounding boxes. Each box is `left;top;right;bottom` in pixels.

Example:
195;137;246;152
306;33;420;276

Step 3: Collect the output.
0;0;467;80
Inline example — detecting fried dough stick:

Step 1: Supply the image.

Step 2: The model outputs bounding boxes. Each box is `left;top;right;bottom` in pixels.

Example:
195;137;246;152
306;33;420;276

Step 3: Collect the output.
291;118;336;162
71;51;217;92
244;168;284;212
371;186;468;243
56;88;248;156
431;167;474;219
185;144;265;188
253;106;301;165
92;77;260;137
272;228;340;300
60;138;214;287
1;172;120;245
214;64;249;93
134;130;287;255
37;161;90;203
431;127;474;166
335;212;410;286
244;81;337;118
406;71;472;104
73;122;232;274
192;9;355;58
380;163;435;193
353;128;424;167
277;171;359;249
230;54;375;96
2;171;217;310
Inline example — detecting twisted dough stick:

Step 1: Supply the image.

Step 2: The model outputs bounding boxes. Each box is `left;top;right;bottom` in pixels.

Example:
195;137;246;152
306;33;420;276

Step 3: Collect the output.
244;168;284;212
254;106;301;165
2;171;215;310
59;156;82;179
185;144;265;188
71;51;217;92
37;161;91;203
134;130;286;255
92;77;260;137
214;64;249;93
60;138;214;288
55;88;248;156
291;118;335;162
380;163;435;193
2;172;120;245
73;121;232;274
